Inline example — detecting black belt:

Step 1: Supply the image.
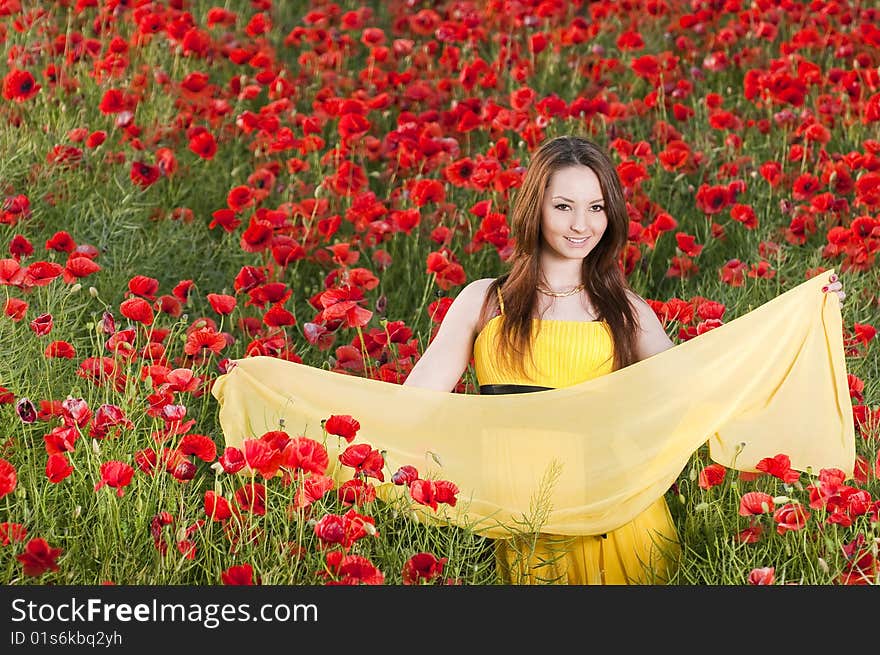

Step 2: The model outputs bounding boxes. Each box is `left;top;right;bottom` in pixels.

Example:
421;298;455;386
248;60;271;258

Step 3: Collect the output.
479;383;554;394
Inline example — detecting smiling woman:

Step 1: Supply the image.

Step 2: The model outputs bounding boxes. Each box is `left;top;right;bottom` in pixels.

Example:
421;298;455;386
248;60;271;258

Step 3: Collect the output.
213;136;855;587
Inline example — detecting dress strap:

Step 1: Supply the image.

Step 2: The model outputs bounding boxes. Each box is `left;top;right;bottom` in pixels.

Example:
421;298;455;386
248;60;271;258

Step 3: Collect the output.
495;285;505;315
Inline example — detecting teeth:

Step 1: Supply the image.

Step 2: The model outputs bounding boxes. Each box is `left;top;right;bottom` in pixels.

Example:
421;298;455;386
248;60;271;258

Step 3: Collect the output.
566;237;587;243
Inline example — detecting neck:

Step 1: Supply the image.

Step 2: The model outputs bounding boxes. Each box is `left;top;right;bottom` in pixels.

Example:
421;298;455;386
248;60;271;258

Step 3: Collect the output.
537;250;583;290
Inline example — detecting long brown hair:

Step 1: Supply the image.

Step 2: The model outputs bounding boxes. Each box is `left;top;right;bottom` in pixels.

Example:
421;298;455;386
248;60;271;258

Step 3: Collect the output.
476;135;642;379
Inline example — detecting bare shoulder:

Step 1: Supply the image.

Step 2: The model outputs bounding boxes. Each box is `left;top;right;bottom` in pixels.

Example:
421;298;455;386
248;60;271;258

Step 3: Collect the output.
441;278;496;330
456;277;496;307
624;289;653;319
624;289;674;361
432;278;497;340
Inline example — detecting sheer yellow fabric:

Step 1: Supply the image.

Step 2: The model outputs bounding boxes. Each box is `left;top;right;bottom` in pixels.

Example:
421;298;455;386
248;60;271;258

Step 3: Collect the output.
210;270;855;543
474;289;678;583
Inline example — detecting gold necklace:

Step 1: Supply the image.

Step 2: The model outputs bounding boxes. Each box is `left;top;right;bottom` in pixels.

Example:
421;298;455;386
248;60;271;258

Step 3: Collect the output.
536;283;585;298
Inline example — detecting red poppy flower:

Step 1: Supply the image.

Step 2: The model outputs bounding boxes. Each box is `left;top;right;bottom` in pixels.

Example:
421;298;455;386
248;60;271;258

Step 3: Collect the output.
179;434;217;462
165;368;201;393
0;522;27;546
16;397;36;423
263;303;296;328
243;438;284;479
9;234;33;260
127;275;159;300
219;447;246;474
43;425;79;455
222;563;255;585
46;231;76;252
719;259;748;287
59;397;90;428
23;261;64;287
755;454;800;484
338;113;371;143
94;461;135;497
402;552;448;585
184;327;226;356
337;478;377;506
204;490;233;522
44;340;76;359
425;251;466;290
0;258;25;286
3;69;41;102
737;523;763;544
392;465;419;486
29;313;52;336
318;287;373;329
130;161;161;188
314;509;377;548
90;404;133;439
748;567;775;585
0;457;16;498
46;453;73;483
328;160;367;196
773;503;810;534
207;293;236;315
323;414;360;443
410;478;459;511
282;436;329;476
739;491;775;516
675;233;703;258
172;279;194;303
407;178;446;208
233;482;266;515
322;552;384;585
4;297;27;320
134;448;158;475
188;130;217;160
293;474;334;510
339;444;384;482
120;297;154;326
17;538;62;577
792;173;822;200
698;463;727;489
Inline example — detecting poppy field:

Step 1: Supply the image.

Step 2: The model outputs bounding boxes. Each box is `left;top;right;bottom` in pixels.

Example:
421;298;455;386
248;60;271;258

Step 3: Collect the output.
0;0;879;585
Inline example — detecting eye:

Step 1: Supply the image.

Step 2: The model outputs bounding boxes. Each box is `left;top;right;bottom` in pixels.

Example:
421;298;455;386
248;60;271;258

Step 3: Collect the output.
554;203;571;211
590;204;605;212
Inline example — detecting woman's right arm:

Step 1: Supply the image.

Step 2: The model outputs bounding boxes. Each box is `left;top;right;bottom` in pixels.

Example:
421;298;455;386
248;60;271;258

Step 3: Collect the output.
402;279;490;392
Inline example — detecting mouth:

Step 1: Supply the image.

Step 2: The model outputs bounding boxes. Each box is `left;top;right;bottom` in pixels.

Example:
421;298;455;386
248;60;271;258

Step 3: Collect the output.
565;236;590;246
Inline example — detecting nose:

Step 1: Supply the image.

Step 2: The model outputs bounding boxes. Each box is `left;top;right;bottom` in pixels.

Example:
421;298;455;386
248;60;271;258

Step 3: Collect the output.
569;220;587;233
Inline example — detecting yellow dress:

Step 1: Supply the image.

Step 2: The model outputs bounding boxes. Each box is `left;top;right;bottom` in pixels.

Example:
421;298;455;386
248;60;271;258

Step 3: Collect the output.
210;270;855;583
474;287;680;584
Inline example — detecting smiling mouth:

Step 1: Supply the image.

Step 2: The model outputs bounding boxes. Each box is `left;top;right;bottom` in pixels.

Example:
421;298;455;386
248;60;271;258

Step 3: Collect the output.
565;236;589;244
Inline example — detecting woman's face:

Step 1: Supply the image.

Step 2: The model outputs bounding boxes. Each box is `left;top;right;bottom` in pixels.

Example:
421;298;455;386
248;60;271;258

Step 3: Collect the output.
539;164;608;263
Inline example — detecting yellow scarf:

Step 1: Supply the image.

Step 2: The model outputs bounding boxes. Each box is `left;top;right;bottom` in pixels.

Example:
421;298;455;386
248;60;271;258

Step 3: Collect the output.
211;270;855;538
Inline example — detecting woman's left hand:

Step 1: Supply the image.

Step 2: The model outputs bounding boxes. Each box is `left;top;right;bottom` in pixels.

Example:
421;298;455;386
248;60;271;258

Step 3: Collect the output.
823;273;845;302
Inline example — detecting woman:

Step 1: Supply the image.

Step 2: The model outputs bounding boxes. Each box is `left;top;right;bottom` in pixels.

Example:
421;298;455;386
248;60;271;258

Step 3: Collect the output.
401;135;846;584
211;135;850;587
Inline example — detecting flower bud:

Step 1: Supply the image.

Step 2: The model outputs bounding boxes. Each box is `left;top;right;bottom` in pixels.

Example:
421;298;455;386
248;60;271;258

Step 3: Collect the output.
89;286;99;297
